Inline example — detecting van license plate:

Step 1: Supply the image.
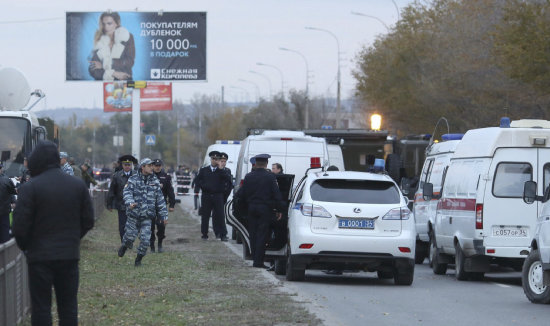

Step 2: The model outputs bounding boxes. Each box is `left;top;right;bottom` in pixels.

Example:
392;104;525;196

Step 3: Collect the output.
338;219;374;229
492;226;527;237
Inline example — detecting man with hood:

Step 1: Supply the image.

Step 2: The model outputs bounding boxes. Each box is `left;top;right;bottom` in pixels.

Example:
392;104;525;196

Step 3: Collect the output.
107;154;137;242
117;158;168;267
12;140;95;326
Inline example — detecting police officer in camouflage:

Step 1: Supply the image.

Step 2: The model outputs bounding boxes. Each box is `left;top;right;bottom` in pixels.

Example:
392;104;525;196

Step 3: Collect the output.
117;158;168;267
150;158;175;253
59;152;74;176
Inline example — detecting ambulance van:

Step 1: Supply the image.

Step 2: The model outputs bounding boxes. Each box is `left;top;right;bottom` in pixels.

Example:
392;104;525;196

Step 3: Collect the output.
412;135;462;264
424;119;550;280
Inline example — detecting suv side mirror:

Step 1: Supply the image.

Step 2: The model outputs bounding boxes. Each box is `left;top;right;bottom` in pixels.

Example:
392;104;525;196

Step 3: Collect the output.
423;183;434;201
523;181;537;204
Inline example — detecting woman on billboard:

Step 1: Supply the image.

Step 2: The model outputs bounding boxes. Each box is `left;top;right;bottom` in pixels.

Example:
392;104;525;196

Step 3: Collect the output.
88;12;135;80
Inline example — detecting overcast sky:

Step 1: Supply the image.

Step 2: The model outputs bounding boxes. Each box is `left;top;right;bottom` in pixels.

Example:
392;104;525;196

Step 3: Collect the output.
0;0;413;110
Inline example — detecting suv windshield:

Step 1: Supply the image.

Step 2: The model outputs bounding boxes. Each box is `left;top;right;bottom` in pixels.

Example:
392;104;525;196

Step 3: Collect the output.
0;117;31;178
310;179;401;204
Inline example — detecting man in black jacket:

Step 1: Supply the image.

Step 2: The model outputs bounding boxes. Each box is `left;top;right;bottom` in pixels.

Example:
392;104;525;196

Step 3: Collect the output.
150;158;175;252
195;151;231;241
12;140;95;326
106;154;137;242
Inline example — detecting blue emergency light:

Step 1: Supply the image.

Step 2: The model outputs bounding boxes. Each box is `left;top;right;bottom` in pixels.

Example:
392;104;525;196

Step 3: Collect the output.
500;117;511;128
373;158;385;172
218;140;241;144
441;133;464;141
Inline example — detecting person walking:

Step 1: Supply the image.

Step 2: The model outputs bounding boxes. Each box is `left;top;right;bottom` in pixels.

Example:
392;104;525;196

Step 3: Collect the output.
191;171;200;210
60;152;74;176
12;140;95;326
0;163;17;244
150;159;175;253
117;158;168;266
195;151;231;241
235;154;284;268
219;152;234;203
69;157;82;178
106;154;136;242
81;163;98;189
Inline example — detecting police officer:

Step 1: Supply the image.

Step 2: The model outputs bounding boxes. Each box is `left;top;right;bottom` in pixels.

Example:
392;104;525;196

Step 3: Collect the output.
236;154;284;268
118;158;168;267
60;152;74;176
219;152;233;203
150;158;175;253
195;151;231;241
0;163;17;243
106;154;137;242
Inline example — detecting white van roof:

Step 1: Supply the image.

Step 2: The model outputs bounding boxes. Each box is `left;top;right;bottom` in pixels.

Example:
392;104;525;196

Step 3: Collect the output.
427;140;461;156
260;130;306;137
453;123;550;158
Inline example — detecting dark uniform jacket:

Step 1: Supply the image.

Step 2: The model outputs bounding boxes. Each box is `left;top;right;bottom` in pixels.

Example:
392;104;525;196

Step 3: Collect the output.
12;141;94;262
195;166;232;195
154;170;176;208
239;168;284;212
107;169;134;210
222;167;233;201
0;175;16;215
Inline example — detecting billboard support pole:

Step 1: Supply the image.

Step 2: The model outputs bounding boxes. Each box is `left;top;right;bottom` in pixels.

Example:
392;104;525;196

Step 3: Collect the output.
131;88;141;161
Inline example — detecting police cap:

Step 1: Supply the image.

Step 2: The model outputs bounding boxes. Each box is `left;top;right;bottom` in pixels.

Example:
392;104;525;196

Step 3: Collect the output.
118;154;138;165
152;158;163;166
59;151;69;159
249;157;256;165
140;157;153;166
253;153;271;163
209;151;221;159
219;152;228;160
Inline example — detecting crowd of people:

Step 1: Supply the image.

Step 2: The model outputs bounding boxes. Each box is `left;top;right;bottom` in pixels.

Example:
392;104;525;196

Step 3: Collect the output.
0;140;288;325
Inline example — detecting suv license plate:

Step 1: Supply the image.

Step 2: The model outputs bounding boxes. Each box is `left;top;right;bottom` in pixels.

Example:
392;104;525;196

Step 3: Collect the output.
338;219;374;229
492;226;528;237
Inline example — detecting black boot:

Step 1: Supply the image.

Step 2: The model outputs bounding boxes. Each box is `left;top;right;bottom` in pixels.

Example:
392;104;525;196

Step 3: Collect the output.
117;245;127;257
158;240;164;253
135;254;144;267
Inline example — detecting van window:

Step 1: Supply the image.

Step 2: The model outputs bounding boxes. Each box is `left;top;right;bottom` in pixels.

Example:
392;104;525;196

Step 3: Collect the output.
419;159;434;190
310;179;400;204
493;162;532;198
544;163;550;194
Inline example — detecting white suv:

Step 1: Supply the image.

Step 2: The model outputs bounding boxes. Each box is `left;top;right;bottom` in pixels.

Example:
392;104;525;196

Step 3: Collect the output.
522;181;550;303
282;170;416;285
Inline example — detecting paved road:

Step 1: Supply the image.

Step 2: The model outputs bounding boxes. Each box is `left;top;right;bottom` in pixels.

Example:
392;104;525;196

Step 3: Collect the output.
179;195;549;326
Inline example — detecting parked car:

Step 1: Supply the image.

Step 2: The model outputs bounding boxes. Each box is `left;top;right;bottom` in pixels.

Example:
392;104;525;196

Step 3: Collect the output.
424;119;550;281
281;169;415;285
522;181;550;303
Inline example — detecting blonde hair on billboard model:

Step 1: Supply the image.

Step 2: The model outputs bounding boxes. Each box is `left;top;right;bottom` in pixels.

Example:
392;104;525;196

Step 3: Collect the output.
94;12;121;44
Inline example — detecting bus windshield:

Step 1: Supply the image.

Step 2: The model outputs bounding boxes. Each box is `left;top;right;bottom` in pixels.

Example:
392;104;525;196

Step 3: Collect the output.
0;117;31;178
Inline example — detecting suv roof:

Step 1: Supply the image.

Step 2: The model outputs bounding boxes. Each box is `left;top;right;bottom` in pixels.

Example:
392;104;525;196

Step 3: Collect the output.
306;170;395;183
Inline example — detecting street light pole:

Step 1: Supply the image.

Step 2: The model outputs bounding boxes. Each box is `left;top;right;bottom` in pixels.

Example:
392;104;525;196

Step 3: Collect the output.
257;62;285;100
238;78;261;102
279;47;310;128
350;11;390;31
249;70;272;99
229;86;251;103
305;26;341;129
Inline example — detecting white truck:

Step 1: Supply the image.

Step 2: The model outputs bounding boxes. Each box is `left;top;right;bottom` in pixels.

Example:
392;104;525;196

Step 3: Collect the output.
0;67;49;179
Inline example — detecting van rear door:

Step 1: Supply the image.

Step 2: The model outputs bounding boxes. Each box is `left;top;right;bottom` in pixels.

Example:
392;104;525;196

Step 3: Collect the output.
484;148;537;251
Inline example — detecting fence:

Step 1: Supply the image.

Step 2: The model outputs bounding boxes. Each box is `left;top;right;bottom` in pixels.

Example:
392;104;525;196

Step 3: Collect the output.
0;184;108;325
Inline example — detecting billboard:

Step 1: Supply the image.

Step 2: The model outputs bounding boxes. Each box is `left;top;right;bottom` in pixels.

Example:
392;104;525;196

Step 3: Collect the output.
103;82;172;112
66;11;206;81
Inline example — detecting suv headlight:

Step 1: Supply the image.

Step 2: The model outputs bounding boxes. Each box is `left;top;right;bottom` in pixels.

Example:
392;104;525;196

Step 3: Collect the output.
382;207;411;220
300;203;332;218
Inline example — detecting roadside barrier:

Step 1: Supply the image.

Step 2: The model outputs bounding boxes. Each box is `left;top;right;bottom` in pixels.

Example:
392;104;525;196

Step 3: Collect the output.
0;184;109;324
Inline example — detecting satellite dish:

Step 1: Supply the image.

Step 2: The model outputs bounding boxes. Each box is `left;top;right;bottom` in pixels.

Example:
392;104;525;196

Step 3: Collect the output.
0;67;31;110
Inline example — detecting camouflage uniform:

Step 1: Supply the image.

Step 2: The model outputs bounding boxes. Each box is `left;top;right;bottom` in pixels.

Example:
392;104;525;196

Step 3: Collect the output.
61;162;74;176
121;170;168;256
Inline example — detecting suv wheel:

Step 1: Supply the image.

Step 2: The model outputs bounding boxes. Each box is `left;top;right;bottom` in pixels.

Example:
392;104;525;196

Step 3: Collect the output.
415;240;428;264
455;243;470;281
393;266;414;285
522;249;550;304
285;245;305;281
274;258;287;275
430;231;447;275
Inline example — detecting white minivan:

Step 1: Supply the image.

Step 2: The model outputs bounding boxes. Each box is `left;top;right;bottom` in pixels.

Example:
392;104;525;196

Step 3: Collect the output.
412;136;462;264
424;119;550;280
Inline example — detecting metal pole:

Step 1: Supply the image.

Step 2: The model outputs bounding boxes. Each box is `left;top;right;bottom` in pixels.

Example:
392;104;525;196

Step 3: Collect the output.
131;88;140;161
305;27;341;128
279;47;309;128
238;79;261;102
249;70;272;98
257;62;285;100
176;108;180;166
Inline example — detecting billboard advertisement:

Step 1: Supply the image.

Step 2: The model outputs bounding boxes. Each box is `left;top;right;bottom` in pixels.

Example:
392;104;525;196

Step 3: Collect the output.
66;11;206;81
103;82;172;112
